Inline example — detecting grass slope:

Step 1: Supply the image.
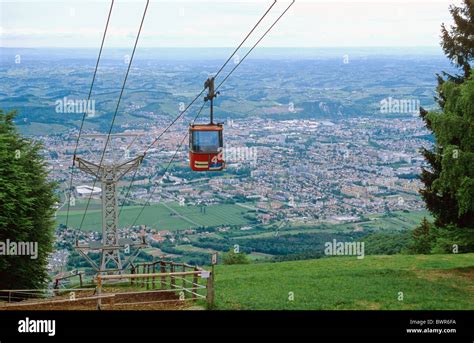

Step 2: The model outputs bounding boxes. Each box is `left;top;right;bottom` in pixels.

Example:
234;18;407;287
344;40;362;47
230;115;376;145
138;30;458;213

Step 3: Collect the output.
214;253;474;310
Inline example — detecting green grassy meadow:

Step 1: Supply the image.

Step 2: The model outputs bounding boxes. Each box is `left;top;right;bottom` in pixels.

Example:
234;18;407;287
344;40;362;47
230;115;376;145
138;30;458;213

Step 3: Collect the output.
364;210;432;231
214;253;474;310
234;210;431;240
56;201;256;231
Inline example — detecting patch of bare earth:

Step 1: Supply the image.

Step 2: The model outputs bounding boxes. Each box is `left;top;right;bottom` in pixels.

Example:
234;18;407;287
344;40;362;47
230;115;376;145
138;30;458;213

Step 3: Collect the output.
0;290;199;310
353;301;381;310
415;267;474;293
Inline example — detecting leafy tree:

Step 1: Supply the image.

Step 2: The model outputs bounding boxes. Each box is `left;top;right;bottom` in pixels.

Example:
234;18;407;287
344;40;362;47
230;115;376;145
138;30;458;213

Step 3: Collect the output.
222;249;250;265
359;231;412;255
0;109;57;289
409;218;434;254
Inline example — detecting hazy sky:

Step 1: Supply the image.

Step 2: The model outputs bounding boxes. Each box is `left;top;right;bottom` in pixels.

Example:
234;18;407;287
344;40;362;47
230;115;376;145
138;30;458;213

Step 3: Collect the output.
0;0;463;48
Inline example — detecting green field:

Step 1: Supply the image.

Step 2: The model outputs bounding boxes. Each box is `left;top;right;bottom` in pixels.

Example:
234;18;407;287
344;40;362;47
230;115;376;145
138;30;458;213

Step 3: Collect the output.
234;210;431;240
364;210;432;231
56;202;256;231
214;253;474;310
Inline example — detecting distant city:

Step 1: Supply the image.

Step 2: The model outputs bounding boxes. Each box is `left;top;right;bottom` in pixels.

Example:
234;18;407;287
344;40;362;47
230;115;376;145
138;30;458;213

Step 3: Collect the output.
0;47;453;272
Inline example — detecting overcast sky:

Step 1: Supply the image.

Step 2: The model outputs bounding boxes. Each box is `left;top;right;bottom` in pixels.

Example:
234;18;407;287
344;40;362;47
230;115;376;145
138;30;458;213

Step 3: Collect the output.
0;0;463;48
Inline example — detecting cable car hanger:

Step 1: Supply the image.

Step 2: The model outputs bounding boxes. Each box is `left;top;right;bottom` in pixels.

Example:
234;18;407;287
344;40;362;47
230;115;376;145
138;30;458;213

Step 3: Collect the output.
189;77;224;171
204;76;219;125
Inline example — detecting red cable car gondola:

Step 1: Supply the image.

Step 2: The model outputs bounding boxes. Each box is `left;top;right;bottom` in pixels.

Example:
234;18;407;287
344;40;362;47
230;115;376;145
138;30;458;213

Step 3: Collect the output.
189;123;224;171
189;77;225;171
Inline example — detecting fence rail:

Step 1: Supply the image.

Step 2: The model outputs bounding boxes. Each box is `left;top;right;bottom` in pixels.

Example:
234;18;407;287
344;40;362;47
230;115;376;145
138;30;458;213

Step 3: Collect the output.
95;260;214;309
0;288;95;303
53;272;84;289
0;260;214;310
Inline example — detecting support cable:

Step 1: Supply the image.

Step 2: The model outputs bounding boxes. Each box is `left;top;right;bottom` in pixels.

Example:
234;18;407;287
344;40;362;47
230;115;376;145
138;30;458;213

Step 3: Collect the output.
126;102;207;228
78;0;149;231
65;0;114;229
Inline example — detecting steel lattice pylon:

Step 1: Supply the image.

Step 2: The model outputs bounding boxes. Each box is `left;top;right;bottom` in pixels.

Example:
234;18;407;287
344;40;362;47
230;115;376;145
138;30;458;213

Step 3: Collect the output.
74;150;147;274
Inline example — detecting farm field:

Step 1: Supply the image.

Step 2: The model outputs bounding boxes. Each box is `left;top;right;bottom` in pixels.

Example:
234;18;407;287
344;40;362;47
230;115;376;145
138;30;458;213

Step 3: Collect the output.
364;210;432;231
214;253;474;310
175;244;215;254
234;210;431;240
56;202;256;231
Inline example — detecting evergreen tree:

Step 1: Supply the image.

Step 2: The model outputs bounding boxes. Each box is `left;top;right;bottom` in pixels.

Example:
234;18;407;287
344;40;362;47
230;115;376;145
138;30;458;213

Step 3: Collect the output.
0;109;57;289
420;75;474;252
433;0;474;109
419;0;474;252
409;217;433;254
419;107;459;227
440;0;474;79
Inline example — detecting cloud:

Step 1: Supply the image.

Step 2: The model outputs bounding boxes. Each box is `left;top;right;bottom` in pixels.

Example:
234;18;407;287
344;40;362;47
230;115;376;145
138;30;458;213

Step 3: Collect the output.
0;0;456;48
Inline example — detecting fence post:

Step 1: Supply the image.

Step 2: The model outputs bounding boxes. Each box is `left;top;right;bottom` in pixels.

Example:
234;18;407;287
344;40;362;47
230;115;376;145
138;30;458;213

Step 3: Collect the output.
207;271;215;309
96;274;102;310
146;264;150;290
8;291;11;303
182;264;186;293
160;261;166;289
131;265;135;286
137;264;140;287
137;264;141;288
79;273;83;288
192;267;198;301
152;263;156;289
170;262;175;289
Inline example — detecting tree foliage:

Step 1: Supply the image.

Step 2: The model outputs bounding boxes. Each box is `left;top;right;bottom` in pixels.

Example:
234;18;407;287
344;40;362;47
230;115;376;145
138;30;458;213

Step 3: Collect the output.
359;231;412;256
409;218;434;254
222;249;250;265
0;109;57;289
441;0;474;79
419;0;474;252
420;76;474;252
421;78;474;228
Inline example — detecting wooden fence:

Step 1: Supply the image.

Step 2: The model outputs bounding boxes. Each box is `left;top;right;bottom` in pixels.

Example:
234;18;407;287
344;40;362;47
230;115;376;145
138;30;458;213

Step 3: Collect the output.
0;288;96;305
53;272;84;289
0;261;214;310
95;260;214;309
